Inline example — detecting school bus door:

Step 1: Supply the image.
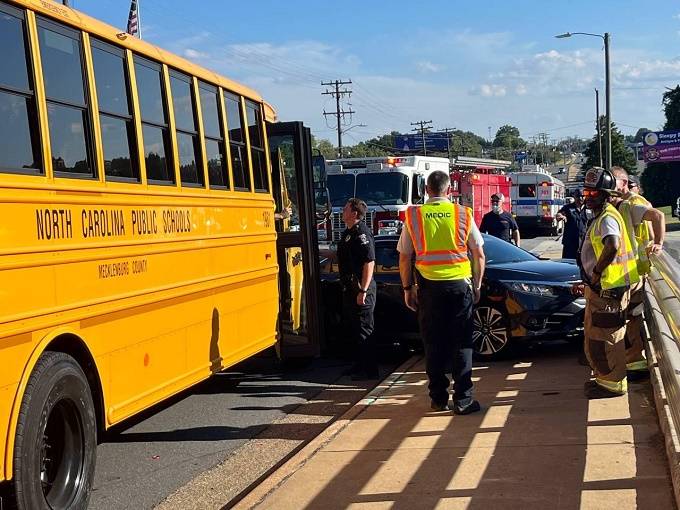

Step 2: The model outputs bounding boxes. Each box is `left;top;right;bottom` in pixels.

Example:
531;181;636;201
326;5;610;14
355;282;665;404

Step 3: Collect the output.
267;122;323;358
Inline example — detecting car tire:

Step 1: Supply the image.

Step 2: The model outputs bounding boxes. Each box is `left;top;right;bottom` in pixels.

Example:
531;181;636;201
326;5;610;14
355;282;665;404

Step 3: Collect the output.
473;306;512;360
13;351;97;510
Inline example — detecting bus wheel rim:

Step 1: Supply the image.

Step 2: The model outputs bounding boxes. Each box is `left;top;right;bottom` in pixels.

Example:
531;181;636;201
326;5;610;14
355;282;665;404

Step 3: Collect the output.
40;397;85;508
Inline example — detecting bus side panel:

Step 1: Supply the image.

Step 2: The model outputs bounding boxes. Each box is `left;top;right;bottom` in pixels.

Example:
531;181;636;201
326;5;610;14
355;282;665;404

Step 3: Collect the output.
0;333;34;481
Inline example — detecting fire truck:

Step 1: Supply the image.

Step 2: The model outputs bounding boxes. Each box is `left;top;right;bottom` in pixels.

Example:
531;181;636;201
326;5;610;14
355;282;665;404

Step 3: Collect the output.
324;156;450;242
450;156;513;226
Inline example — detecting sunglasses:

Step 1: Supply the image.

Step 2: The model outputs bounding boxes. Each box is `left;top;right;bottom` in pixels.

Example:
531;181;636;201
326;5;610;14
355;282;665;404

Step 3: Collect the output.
582;189;601;197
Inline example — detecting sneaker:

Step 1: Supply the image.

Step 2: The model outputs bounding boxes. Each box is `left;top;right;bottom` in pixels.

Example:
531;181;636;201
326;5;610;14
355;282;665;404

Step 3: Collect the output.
452;400;481;415
430;399;448;412
583;380;625;399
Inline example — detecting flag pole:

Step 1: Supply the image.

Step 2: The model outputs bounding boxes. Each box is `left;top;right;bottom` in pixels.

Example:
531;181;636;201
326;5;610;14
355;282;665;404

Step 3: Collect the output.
138;0;141;39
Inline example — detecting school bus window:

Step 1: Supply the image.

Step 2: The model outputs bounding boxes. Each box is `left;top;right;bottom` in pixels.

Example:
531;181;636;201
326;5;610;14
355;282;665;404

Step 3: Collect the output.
37;18;93;177
91;39;137;181
170;71;202;186
246;101;268;192
134;56;173;184
0;4;41;173
199;82;228;189
224;92;250;191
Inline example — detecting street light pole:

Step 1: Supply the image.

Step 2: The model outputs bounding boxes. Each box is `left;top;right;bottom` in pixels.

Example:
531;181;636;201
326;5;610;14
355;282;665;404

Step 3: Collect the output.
595;88;603;167
555;31;611;170
604;32;611;171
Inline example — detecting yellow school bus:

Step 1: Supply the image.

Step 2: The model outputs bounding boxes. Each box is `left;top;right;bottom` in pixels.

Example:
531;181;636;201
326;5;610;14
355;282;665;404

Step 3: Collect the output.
0;1;323;507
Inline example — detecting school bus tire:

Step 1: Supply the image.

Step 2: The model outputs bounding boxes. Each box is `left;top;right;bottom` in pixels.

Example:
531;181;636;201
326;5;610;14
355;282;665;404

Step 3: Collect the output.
12;351;96;510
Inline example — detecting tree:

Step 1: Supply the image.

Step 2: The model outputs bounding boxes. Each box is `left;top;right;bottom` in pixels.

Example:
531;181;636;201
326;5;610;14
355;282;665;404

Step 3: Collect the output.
663;85;680;130
584;116;637;173
311;135;336;159
492;125;526;150
640;162;680;206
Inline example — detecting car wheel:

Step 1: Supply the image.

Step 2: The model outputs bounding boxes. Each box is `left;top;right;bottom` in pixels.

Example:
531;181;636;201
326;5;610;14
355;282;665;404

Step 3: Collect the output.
473;306;511;359
13;352;97;510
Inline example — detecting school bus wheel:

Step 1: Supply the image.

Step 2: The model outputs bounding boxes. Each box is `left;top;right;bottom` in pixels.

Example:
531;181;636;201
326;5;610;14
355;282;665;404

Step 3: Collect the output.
12;352;97;510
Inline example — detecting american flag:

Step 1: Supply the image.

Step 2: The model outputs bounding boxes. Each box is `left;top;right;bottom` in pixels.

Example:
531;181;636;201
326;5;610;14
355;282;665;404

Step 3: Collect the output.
126;0;139;37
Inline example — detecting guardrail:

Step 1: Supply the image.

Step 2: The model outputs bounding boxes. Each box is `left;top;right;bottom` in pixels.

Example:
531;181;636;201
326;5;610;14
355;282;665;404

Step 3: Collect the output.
644;250;680;504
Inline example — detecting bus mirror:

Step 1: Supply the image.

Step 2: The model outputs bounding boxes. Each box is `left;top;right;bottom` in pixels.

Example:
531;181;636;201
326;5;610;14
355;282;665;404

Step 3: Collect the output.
315;187;331;221
312;155;326;187
415;175;426;203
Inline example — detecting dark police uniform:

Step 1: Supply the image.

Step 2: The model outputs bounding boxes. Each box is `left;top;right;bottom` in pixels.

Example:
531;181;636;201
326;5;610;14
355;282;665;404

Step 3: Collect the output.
479;210;518;243
337;221;378;377
558;202;587;259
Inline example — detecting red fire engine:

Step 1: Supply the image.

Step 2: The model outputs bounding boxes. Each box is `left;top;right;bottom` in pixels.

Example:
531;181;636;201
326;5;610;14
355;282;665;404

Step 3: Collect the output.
450;158;512;226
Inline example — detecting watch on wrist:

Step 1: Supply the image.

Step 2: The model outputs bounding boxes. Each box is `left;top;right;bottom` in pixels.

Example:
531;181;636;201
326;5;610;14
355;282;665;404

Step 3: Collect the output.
402;285;412;291
358;288;368;293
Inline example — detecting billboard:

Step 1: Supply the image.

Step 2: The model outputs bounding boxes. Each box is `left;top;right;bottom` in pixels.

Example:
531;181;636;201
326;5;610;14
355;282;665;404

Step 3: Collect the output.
642;130;680;163
394;133;450;152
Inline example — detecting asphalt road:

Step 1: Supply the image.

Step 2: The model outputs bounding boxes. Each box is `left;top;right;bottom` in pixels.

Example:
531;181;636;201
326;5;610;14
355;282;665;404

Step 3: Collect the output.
91;349;406;510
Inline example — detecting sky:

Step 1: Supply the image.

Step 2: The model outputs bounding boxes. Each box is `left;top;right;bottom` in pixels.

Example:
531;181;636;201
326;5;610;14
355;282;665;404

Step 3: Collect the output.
70;0;680;146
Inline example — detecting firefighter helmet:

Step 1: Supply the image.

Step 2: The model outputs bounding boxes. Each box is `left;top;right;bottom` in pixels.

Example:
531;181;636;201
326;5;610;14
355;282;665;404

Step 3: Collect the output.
583;167;616;193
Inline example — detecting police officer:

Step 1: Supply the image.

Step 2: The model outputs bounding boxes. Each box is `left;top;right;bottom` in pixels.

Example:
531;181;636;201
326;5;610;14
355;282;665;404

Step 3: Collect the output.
398;171;486;414
575;168;639;399
610;167;665;379
479;193;520;246
556;189;587;259
337;198;378;380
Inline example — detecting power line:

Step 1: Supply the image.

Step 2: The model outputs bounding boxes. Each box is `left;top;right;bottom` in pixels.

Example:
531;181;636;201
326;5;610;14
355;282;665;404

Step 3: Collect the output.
322;79;355;157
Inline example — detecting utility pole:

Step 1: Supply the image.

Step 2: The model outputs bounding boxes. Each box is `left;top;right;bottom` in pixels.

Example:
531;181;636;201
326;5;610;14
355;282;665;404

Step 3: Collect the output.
322;80;354;157
439;127;457;161
595;88;603;167
411;120;433;156
604;32;611;171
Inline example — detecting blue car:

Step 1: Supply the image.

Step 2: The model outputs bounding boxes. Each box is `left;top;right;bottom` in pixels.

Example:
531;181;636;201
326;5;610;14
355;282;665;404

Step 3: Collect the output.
320;234;584;359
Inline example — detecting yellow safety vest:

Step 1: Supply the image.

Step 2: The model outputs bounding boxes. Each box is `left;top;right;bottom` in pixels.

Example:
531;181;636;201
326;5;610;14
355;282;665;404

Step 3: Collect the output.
619;193;652;275
405;200;472;281
589;203;639;290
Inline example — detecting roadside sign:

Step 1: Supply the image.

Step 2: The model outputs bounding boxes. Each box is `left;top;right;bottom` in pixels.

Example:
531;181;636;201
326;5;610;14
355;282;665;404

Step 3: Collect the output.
394;133;449;152
643;130;680;163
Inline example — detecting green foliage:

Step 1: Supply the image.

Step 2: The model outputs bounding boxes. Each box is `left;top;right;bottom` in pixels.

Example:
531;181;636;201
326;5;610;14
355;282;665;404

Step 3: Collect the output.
492;125;526;150
311;135;336;159
584;116;637;173
663;86;680;130
641;162;680;207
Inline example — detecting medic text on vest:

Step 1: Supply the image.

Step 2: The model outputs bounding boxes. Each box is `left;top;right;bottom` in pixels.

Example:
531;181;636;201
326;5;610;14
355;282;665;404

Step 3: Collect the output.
425;211;452;219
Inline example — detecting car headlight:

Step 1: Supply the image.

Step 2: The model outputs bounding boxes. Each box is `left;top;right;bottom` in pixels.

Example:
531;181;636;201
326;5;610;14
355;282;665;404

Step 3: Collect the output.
508;282;555;297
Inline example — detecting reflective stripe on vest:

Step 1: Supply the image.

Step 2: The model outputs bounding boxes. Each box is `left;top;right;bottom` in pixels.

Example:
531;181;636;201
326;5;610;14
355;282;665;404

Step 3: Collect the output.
405;201;472;280
589;203;639;290
620;193;652;275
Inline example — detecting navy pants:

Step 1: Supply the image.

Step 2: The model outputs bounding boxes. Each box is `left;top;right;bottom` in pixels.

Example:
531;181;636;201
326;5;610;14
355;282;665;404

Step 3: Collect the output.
417;276;474;405
342;280;377;373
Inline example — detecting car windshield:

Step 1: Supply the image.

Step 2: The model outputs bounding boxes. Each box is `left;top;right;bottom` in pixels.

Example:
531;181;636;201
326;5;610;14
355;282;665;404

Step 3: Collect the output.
482;234;537;264
356;173;409;205
327;174;355;206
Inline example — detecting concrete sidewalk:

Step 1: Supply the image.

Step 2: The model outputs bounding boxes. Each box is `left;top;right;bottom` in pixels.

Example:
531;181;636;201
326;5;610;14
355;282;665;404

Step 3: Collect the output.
235;347;674;510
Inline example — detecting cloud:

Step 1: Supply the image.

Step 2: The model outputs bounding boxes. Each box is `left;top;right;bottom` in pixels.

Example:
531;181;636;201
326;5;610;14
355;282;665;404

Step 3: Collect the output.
470;84;507;97
417;61;444;73
515;84;528;95
183;48;207;59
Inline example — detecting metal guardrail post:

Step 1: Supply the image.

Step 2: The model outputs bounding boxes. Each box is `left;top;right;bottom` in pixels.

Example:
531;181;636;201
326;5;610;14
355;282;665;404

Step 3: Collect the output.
645;250;680;504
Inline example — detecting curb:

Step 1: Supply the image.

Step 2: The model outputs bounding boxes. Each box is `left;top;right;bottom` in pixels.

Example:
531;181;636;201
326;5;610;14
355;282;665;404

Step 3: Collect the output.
231;354;423;510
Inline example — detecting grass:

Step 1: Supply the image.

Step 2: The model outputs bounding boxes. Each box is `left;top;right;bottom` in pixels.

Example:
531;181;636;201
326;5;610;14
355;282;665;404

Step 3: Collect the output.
660;206;680;225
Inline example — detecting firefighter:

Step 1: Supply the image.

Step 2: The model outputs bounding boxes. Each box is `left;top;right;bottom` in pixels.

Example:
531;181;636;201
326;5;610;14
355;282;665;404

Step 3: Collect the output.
397;171;486;413
480;193;521;247
610;167;665;379
575;168;639;398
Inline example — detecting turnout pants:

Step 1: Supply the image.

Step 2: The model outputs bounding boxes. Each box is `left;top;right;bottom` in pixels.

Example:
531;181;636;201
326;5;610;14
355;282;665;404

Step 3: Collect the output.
416;276;474;406
341;280;377;374
584;286;630;393
625;278;647;371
